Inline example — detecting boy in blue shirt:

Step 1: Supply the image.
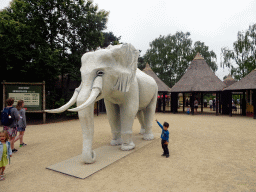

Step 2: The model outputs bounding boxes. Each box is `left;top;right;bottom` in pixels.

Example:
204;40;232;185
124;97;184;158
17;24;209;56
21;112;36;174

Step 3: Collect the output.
156;119;169;158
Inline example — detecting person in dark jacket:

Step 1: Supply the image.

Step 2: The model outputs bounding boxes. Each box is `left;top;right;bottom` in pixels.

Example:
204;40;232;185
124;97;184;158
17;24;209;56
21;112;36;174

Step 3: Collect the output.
2;98;20;153
156;120;169;158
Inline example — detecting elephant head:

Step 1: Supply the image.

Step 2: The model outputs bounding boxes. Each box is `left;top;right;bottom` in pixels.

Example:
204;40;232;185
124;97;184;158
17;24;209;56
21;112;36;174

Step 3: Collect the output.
45;44;140;163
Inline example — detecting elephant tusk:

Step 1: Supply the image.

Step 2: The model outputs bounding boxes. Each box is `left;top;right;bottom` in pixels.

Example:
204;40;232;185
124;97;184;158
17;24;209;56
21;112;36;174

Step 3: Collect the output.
68;76;102;112
45;84;82;113
68;88;100;112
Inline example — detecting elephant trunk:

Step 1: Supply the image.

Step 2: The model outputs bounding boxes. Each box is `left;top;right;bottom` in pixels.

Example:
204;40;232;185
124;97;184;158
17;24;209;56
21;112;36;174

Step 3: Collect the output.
75;76;103;164
79;104;96;164
45;75;102;163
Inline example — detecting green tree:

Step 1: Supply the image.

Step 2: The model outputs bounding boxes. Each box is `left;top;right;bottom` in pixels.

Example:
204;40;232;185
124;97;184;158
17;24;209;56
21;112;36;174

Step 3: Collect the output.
52;0;109;98
0;0;43;81
101;31;121;48
143;32;192;87
192;41;217;72
221;24;256;80
137;54;145;70
0;0;109;103
143;31;217;87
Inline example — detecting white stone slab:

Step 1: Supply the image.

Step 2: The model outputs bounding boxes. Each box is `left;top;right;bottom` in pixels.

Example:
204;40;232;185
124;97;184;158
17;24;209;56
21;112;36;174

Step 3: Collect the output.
46;133;160;179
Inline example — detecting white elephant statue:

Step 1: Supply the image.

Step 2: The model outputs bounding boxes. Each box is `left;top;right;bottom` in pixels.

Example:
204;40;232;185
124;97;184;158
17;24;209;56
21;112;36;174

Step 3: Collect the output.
46;43;158;164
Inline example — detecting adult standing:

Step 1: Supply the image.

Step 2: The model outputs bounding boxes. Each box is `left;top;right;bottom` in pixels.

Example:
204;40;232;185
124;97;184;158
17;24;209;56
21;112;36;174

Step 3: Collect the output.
213;99;216;111
232;99;237;111
2;98;19;153
204;99;207;107
194;98;198;113
185;99;189;107
209;99;213;111
14;100;27;147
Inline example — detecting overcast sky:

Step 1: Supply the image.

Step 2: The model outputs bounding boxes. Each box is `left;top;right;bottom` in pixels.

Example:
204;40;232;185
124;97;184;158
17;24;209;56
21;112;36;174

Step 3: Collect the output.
1;0;256;80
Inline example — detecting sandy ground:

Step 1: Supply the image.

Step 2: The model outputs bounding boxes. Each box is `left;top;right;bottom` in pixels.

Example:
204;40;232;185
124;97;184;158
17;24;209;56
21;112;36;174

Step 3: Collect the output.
1;113;256;192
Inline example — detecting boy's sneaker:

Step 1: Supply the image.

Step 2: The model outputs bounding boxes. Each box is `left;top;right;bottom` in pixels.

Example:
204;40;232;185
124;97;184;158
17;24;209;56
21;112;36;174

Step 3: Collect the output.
161;154;166;156
166;154;170;158
20;143;27;147
12;148;18;153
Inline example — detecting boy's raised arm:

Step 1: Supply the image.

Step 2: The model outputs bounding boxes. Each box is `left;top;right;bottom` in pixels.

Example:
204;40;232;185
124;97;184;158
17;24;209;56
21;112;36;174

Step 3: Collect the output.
156;120;163;129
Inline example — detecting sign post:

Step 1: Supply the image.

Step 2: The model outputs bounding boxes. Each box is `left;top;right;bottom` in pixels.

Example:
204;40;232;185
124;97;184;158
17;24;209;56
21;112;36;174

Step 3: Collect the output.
2;81;46;123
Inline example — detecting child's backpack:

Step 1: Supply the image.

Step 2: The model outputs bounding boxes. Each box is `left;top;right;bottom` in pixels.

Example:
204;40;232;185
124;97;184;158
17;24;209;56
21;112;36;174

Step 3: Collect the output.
1;107;14;126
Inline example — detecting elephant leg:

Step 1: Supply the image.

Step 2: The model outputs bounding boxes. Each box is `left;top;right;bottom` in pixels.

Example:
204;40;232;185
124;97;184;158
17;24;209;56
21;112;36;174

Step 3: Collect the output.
120;102;139;151
104;100;122;145
143;92;158;140
137;110;145;134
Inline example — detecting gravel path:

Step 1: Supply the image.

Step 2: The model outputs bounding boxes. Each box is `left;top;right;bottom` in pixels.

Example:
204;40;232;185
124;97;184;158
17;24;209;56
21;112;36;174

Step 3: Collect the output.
1;113;256;192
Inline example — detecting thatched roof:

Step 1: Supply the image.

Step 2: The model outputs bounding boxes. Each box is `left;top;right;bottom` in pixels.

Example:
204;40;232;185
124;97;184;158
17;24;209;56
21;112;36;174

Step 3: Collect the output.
171;53;226;92
224;69;256;90
223;74;236;88
142;63;171;92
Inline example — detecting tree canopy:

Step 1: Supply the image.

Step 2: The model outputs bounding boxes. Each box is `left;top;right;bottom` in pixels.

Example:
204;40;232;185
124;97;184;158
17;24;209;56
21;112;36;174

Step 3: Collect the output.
0;0;115;107
143;31;217;87
101;31;121;48
0;0;109;86
221;24;256;80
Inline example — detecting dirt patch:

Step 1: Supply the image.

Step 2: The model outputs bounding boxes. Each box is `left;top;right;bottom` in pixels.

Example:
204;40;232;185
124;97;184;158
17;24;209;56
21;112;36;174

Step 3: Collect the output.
1;113;256;192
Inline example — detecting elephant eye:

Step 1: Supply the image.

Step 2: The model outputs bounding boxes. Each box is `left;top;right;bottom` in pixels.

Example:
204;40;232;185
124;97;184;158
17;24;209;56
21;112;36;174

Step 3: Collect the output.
97;71;104;76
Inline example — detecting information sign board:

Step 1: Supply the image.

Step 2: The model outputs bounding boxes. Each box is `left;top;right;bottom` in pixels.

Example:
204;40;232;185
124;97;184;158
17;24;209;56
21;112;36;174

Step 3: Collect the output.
6;85;42;111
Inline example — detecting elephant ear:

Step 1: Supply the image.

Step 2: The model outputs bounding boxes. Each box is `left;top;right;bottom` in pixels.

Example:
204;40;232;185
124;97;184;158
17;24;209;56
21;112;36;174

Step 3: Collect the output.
110;43;140;92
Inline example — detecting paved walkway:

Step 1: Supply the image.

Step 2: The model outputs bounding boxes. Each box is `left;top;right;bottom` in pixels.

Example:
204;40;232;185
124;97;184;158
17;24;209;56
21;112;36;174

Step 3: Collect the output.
1;113;256;192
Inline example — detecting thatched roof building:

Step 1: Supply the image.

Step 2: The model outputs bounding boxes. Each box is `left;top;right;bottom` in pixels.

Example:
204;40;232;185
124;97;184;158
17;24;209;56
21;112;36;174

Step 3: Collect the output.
224;69;256;90
223;74;236;88
171;53;226;92
142;63;171;112
142;63;171;92
170;53;226;115
223;69;256;119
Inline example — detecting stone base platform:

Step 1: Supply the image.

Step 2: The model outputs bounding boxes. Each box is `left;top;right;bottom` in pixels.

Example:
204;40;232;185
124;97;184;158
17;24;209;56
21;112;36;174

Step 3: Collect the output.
46;133;160;179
